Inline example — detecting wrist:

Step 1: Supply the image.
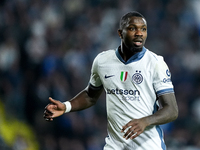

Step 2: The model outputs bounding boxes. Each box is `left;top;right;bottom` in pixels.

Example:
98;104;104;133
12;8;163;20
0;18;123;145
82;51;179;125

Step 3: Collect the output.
142;116;152;127
63;101;72;113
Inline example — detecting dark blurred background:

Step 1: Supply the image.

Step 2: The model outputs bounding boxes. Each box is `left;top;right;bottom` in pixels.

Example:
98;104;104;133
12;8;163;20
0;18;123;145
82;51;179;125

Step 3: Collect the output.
0;0;200;150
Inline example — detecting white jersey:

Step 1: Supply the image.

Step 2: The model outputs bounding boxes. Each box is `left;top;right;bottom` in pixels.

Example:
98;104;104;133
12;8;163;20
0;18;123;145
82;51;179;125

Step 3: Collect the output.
89;47;174;150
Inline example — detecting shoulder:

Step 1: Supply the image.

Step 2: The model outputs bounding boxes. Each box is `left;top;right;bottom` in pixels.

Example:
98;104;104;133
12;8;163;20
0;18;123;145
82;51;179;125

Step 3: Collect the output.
145;49;164;62
94;49;116;62
92;49;115;69
145;49;170;75
96;49;115;57
143;48;168;71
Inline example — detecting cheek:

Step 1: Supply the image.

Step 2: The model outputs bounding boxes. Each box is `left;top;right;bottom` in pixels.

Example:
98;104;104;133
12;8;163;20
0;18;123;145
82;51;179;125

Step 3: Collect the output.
123;37;134;48
143;32;147;38
124;34;133;43
144;33;147;38
122;30;131;38
143;34;147;42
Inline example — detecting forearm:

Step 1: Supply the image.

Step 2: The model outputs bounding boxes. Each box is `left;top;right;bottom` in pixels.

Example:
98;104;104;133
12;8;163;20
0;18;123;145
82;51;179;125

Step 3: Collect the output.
67;85;103;112
143;105;178;127
69;89;97;112
143;93;178;127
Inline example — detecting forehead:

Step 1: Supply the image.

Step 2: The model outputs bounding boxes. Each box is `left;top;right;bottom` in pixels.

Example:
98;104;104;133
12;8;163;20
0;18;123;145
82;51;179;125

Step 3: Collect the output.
127;17;147;26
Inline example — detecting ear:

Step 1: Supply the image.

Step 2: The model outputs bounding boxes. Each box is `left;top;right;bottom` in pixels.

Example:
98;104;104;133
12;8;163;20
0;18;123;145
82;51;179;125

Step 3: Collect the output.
118;29;123;39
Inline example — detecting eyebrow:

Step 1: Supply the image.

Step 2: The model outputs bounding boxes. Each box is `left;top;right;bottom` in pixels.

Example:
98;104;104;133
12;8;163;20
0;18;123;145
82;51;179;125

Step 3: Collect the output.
128;24;147;27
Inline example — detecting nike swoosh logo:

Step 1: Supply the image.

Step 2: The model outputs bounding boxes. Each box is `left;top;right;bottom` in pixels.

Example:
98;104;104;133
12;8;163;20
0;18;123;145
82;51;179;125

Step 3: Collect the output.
105;75;115;79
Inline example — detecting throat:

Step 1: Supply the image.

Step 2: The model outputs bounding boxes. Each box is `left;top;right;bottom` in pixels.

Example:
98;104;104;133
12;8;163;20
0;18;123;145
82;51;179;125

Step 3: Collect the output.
118;44;143;62
120;48;140;62
116;46;146;64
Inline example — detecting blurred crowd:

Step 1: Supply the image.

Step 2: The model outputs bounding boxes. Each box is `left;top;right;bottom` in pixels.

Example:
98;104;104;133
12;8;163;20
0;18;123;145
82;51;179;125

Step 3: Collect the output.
0;0;200;150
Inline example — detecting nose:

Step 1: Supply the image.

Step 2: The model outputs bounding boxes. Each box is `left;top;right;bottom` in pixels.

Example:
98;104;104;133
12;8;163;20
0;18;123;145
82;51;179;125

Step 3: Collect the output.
135;29;143;36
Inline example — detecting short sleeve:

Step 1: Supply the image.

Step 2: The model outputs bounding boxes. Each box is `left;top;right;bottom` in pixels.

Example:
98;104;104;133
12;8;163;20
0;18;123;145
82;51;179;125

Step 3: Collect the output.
153;56;174;97
89;55;102;87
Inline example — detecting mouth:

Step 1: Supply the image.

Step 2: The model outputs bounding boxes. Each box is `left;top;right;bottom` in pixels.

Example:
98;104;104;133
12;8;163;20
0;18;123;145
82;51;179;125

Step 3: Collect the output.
133;40;143;46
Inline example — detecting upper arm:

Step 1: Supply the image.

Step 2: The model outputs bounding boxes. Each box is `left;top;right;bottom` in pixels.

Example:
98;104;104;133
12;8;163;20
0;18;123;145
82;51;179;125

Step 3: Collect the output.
153;56;174;97
86;84;104;102
87;54;104;100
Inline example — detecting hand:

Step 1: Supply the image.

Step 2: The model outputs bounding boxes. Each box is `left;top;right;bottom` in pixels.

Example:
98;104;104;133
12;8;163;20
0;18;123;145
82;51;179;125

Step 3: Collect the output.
121;118;147;140
43;97;66;121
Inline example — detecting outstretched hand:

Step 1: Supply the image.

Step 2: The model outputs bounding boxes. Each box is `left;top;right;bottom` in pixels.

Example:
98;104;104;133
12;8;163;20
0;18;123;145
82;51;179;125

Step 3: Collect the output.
43;97;66;121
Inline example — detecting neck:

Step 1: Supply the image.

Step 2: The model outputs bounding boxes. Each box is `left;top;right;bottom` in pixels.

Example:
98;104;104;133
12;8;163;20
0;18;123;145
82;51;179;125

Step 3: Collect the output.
119;44;142;62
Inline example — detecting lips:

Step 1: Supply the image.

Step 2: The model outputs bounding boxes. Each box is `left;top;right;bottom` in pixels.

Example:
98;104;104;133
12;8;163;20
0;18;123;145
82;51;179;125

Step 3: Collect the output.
133;40;143;46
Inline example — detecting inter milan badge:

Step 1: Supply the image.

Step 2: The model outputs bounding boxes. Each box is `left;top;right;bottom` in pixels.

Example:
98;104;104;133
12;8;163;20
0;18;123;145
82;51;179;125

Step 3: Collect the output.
132;70;143;84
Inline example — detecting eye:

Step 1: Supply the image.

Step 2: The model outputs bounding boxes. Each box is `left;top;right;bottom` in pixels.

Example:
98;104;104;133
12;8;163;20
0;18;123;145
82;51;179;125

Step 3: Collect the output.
128;27;135;31
142;28;147;31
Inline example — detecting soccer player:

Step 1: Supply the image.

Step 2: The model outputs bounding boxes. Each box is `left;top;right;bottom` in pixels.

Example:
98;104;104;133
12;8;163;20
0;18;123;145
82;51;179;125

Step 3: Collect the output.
44;11;178;150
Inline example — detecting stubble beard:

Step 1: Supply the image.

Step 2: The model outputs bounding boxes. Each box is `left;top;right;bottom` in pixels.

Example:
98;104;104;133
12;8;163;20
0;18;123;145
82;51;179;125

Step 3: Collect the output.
129;45;143;53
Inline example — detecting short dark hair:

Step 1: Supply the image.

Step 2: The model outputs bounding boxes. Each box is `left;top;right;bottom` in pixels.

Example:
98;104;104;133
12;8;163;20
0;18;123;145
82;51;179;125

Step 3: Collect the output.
119;11;146;29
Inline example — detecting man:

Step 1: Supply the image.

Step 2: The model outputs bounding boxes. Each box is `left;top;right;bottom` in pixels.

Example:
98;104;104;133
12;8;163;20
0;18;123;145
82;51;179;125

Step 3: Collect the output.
44;11;178;150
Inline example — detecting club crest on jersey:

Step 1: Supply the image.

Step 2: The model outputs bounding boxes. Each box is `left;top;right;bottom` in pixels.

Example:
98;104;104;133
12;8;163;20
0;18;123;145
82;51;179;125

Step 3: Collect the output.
132;70;143;84
120;71;128;82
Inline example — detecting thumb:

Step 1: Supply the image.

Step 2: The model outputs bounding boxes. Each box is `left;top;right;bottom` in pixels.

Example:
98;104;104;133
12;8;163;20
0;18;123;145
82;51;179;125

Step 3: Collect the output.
49;97;58;104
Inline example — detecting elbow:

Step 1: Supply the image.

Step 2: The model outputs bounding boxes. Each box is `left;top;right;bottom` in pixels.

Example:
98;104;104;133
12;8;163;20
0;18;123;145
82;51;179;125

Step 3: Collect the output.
87;95;98;107
172;113;178;122
89;98;97;106
175;109;179;120
171;107;179;121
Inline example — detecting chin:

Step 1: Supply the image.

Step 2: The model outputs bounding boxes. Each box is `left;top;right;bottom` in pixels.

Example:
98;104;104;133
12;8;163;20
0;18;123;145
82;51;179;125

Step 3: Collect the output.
131;47;143;52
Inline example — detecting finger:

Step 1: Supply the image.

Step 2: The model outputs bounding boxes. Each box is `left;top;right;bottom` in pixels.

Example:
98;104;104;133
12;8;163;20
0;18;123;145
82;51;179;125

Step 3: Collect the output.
121;124;130;133
45;103;52;110
44;117;53;122
44;108;54;116
44;108;53;114
43;113;52;119
43;111;54;121
124;129;139;140
129;132;138;139
44;110;53;117
45;103;57;114
130;128;142;139
121;120;135;133
123;126;133;139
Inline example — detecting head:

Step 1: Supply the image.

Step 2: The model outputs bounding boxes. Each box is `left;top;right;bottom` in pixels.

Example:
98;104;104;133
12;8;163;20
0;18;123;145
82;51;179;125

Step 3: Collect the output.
118;11;147;53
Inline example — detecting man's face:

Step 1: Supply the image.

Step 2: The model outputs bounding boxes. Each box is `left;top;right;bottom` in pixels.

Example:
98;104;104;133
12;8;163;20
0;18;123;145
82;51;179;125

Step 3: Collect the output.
118;16;147;52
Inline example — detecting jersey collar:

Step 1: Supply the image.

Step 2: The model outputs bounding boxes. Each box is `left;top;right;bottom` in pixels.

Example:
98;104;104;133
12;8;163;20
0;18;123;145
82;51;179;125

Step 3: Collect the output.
115;46;147;64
